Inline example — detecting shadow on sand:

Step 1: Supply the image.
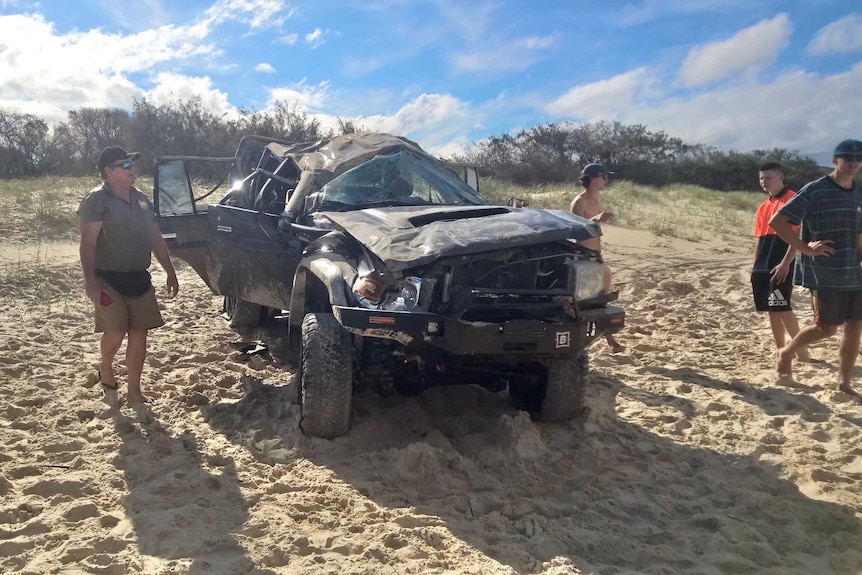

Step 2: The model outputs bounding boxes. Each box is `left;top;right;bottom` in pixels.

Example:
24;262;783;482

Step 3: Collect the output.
113;408;276;575
201;366;862;574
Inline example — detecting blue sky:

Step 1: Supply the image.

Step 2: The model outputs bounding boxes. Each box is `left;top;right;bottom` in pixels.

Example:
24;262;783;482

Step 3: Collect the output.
1;1;860;162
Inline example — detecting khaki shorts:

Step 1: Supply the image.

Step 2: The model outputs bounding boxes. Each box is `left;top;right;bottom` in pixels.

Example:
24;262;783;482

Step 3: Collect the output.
94;281;164;332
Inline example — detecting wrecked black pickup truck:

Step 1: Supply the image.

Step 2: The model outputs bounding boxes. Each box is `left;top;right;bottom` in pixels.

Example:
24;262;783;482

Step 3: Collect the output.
154;132;624;438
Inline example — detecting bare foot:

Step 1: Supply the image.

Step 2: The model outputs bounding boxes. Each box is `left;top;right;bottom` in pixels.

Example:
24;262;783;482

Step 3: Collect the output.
606;336;624;353
126;394;153;406
776;346;793;376
98;365;119;391
102;388;120;408
837;385;862;402
796;346;812;362
775;374;808;389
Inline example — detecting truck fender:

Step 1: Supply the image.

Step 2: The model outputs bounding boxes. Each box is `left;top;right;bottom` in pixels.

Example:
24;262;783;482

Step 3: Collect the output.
287;256;356;346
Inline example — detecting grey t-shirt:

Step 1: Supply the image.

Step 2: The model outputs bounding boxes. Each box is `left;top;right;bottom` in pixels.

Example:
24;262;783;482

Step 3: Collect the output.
78;183;155;272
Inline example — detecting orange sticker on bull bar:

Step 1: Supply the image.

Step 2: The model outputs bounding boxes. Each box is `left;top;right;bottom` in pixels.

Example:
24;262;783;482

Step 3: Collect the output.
369;316;397;325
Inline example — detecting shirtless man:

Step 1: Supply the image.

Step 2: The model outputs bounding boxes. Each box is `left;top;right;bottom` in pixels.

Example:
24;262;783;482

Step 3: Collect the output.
570;162;623;352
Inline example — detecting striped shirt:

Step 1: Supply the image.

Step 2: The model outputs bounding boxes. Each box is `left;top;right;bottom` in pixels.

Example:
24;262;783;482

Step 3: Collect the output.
778;176;862;290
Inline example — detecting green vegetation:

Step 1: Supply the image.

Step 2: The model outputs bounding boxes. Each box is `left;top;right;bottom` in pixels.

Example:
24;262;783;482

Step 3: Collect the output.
450;120;829;192
0;99;330;179
0;176;94;243
0;176;159;244
0;177;166;304
0;174;762;249
0;251;80;302
0;99;837;194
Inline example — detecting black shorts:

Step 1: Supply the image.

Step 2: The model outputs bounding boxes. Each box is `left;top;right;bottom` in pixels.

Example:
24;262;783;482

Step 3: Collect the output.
751;270;793;312
811;289;862;325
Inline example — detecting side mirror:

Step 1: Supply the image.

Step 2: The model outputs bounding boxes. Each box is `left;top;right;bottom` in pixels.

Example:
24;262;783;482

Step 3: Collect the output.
464;166;479;193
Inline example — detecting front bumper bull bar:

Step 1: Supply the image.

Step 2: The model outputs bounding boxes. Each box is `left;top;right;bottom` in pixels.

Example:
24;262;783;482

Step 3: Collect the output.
333;304;625;357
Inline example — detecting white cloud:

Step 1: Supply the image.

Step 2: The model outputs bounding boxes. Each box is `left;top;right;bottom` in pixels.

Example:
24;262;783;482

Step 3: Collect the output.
305;28;325;48
617;0;752;27
546;68;652;118
0;6;276;129
203;0;292;30
267;79;332;112
358;94;464;133
543;52;862;161
343;54;386;77
451;34;559;75
435;2;496;42
354;93;479;153
0;15;149;119
255;62;276;73
279;32;299;45
807;14;862;55
678;13;790;87
432;2;558;77
146;73;237;117
634;63;862;157
0;8;249;122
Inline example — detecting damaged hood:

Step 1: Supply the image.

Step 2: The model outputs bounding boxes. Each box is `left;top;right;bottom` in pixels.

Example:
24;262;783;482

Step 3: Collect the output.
322;206;601;271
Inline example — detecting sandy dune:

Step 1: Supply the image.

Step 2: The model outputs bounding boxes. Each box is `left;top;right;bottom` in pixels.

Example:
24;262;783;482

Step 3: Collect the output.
1;226;861;575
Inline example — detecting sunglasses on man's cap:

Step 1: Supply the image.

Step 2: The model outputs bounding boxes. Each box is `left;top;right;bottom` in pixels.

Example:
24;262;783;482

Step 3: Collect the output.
839;154;862;163
110;161;135;169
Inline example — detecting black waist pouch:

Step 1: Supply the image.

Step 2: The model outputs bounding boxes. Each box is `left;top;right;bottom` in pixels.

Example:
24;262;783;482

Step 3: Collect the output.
97;269;152;297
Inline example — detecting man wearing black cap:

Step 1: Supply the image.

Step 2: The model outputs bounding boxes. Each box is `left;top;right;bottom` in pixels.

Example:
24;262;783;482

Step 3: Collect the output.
78;145;179;405
571;162;623;352
769;139;862;400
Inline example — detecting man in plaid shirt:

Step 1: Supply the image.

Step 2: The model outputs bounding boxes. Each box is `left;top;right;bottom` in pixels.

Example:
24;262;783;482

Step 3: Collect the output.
769;139;862;400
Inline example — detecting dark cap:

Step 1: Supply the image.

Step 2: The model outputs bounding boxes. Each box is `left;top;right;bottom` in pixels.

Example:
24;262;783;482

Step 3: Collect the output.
834;139;862;156
97;145;141;170
581;162;613;177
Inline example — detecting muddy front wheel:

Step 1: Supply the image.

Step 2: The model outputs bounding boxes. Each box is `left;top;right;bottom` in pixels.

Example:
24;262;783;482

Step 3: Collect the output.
509;351;589;422
299;313;353;438
538;351;589;422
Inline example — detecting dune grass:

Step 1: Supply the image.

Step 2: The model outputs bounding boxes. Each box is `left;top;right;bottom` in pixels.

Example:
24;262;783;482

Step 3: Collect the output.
0;176;94;243
0;176;157;302
0;174;760;301
0;176;156;244
0;248;81;302
0;174;762;246
481;176;762;242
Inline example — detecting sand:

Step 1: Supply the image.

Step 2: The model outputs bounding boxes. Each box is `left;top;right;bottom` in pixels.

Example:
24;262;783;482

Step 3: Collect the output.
1;225;862;575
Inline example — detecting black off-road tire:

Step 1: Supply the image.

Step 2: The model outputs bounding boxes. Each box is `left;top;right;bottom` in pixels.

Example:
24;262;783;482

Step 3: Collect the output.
538;350;589;422
223;296;263;328
510;351;589;422
299;313;353;438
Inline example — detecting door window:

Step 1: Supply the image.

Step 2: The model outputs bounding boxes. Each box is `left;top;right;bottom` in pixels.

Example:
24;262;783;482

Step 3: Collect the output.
156;160;194;216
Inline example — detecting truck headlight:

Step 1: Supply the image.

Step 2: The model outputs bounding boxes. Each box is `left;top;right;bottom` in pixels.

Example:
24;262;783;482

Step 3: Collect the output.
382;276;422;311
571;262;612;301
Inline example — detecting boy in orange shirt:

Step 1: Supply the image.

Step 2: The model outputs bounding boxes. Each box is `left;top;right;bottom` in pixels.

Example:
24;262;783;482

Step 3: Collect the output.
751;162;808;361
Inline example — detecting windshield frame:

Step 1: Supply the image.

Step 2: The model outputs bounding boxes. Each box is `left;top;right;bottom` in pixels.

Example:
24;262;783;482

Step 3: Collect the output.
315;150;486;212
